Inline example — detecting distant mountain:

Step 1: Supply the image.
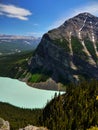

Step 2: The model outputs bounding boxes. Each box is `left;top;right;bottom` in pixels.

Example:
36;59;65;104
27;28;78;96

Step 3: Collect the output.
27;12;98;89
0;34;41;55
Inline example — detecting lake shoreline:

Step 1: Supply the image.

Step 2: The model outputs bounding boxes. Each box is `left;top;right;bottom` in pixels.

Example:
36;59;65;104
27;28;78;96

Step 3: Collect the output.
19;77;66;91
0;77;64;109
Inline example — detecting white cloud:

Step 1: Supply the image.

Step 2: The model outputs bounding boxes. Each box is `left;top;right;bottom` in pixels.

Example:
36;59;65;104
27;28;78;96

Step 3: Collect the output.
0;4;32;20
48;2;98;30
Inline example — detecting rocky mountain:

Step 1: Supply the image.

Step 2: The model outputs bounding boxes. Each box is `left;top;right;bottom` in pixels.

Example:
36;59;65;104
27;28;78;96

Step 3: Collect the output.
0;34;41;55
28;12;98;87
0;34;36;40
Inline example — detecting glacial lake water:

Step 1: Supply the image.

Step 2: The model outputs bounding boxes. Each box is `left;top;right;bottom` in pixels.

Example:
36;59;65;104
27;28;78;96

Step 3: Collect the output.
0;77;63;109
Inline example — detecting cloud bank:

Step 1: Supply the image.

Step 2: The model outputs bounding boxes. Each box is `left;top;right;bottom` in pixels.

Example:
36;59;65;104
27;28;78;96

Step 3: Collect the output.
0;4;32;20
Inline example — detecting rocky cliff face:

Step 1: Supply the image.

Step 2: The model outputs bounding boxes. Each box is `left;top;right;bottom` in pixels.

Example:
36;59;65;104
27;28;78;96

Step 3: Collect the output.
29;12;98;88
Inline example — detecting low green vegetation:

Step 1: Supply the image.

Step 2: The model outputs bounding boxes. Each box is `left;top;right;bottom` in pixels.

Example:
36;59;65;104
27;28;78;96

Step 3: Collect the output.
71;36;88;60
0;51;33;78
87;126;98;130
0;102;42;130
28;73;49;83
53;38;70;52
0;51;52;83
96;42;98;51
84;40;97;62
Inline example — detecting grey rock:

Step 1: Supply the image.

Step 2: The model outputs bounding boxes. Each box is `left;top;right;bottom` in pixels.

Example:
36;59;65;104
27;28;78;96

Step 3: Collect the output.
19;125;48;130
0;118;10;130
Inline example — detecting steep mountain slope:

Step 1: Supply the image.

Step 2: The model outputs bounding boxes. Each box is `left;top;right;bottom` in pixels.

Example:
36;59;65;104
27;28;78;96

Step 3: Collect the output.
29;12;98;87
0;35;40;55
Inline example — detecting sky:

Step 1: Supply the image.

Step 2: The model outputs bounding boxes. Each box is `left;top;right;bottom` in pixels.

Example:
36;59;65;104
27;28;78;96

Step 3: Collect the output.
0;0;98;37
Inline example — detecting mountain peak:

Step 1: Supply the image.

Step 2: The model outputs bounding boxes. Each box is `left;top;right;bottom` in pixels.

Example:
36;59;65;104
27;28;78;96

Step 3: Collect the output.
62;12;98;28
75;12;96;19
58;12;98;43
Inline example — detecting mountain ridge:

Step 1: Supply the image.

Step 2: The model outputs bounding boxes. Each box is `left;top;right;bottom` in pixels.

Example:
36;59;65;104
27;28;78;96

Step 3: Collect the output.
0;34;41;55
0;34;40;40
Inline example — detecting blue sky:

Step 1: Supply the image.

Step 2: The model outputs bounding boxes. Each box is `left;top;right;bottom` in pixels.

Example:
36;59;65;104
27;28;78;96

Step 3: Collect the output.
0;0;98;37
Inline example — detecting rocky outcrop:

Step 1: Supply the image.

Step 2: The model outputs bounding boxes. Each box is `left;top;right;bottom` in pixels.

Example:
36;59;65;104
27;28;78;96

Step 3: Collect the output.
29;12;98;88
19;125;48;130
47;13;98;42
27;78;57;90
0;118;10;130
0;118;48;130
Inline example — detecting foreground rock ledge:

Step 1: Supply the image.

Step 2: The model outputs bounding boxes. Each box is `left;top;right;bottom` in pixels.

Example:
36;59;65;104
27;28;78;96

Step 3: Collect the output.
19;125;48;130
0;118;10;130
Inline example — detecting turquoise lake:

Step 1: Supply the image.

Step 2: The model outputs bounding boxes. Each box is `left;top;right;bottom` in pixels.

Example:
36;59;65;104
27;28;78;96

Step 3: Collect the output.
0;77;63;108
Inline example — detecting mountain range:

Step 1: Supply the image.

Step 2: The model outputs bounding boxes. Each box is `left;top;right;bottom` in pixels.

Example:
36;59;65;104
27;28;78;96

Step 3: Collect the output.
0;35;41;55
1;12;98;90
